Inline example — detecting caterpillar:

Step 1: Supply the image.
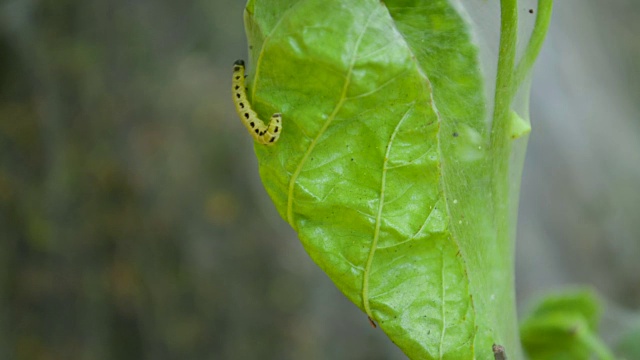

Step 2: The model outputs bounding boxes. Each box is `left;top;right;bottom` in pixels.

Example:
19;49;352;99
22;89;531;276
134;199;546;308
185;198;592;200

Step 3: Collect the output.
232;59;281;145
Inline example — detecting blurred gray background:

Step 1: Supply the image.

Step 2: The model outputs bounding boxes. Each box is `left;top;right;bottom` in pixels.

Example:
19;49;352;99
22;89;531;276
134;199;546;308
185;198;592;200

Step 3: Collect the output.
0;0;638;359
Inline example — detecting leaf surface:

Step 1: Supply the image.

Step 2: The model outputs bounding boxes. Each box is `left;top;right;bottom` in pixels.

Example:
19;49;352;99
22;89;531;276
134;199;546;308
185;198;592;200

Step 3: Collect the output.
243;1;506;358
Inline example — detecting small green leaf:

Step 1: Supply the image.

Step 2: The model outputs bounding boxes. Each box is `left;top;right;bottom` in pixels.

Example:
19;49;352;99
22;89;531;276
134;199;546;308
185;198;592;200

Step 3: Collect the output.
509;110;531;140
520;289;615;360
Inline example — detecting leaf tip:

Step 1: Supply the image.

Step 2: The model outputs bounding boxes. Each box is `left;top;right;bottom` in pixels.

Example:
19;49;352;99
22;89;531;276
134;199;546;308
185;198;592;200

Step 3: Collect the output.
367;316;377;329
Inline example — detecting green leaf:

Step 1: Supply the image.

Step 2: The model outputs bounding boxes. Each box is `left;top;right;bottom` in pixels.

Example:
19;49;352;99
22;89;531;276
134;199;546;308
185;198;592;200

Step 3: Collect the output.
510;110;531;140
243;0;519;358
520;289;615;360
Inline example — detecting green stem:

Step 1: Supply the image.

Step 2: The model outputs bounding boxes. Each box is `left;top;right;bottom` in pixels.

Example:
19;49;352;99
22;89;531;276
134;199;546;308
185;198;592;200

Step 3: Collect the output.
489;3;553;359
490;0;518;224
490;2;519;356
513;0;554;91
491;0;518;153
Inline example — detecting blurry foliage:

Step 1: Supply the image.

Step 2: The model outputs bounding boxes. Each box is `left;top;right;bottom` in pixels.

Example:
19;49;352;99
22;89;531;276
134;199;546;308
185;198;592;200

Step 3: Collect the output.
520;289;614;360
0;0;298;358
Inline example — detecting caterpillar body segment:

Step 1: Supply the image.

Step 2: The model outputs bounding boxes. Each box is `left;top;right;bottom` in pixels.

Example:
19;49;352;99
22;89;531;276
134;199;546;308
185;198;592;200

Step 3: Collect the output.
232;60;281;145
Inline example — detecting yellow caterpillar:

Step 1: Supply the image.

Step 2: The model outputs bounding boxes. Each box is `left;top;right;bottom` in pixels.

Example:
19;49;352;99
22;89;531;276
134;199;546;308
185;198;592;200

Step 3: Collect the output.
232;60;281;145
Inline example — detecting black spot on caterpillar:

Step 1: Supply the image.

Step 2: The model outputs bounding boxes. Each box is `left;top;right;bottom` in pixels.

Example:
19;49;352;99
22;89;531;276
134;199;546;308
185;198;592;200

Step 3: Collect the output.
232;59;281;145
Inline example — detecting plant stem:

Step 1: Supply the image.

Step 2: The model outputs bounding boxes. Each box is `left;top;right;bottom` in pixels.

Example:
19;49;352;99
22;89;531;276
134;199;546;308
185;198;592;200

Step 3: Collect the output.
491;0;518;152
490;1;519;356
490;0;518;228
489;2;553;359
513;0;554;91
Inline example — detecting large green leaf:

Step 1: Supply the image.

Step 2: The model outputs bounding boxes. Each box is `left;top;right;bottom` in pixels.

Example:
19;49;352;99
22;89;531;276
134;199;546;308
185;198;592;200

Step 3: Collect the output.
243;0;518;358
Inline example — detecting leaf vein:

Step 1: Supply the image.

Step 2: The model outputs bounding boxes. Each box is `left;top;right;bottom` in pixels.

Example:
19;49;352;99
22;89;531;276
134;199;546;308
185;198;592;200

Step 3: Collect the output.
361;103;415;319
286;9;380;228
